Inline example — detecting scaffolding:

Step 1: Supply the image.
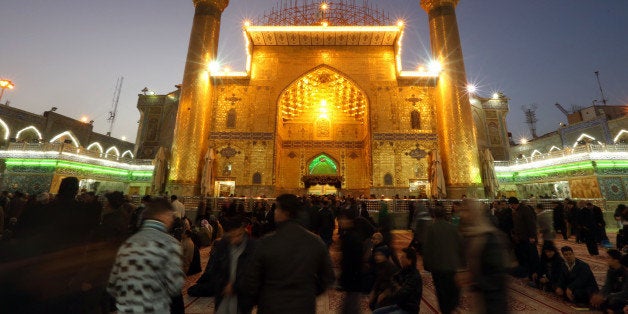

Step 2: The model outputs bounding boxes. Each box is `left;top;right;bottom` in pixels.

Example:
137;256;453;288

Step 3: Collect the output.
256;0;392;26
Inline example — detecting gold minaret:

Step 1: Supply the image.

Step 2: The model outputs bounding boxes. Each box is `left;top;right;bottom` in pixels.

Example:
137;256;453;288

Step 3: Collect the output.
421;0;483;197
168;0;229;196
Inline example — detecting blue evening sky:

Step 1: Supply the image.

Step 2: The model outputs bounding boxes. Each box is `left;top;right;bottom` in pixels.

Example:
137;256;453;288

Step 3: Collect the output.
1;0;627;143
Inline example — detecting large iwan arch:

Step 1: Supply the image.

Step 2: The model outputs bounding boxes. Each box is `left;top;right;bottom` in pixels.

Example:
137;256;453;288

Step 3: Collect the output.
274;65;371;192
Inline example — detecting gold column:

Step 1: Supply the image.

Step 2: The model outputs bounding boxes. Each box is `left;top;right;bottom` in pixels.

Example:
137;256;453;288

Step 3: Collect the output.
168;0;229;196
420;0;483;198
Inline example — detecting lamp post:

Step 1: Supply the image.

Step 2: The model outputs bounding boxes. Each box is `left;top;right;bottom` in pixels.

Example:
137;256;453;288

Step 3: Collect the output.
0;79;15;104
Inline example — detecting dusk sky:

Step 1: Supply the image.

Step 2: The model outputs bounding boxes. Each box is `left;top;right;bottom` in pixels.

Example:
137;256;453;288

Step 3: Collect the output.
1;0;627;143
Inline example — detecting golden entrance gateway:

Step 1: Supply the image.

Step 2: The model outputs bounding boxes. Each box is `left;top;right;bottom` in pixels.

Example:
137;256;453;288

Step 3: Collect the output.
162;0;507;198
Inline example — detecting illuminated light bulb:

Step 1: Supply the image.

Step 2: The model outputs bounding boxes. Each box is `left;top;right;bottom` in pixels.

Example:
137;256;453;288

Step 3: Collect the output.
208;61;221;73
244;20;251;27
80;116;89;123
520;138;528;145
417;66;426;72
397;20;404;27
320;2;328;10
321;21;328;27
466;84;477;93
428;60;442;73
492;92;500;99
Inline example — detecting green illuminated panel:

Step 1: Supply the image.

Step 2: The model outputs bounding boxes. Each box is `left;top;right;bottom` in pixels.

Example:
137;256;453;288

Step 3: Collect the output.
308;154;338;175
6;158;132;176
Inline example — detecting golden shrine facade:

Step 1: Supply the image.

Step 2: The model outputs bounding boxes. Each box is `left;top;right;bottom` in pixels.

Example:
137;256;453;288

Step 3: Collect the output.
136;0;511;197
209;25;440;197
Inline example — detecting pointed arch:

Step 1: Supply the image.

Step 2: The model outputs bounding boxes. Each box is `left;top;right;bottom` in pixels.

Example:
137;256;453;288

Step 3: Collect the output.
105;146;120;157
16;126;43;140
308;153;339;175
86;142;104;154
121;150;134;159
383;173;393;186
252;172;262;184
0;118;10;140
549;145;561;152
614;129;628;143
49;130;80;147
277;65;368;123
573;133;595;147
531;150;542;157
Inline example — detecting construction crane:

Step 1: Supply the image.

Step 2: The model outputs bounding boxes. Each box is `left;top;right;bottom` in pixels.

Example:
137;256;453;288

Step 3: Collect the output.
107;77;124;136
594;71;607;106
522;104;538;139
554;102;570;116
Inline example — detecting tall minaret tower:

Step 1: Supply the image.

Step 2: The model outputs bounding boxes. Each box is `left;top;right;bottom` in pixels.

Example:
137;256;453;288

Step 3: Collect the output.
168;0;229;196
420;0;483;197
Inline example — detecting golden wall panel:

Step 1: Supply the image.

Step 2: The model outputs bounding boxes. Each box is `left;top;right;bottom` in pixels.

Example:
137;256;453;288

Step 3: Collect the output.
569;177;602;199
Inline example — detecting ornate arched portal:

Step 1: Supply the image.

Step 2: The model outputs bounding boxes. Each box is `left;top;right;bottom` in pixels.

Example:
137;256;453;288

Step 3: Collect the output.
274;66;371;194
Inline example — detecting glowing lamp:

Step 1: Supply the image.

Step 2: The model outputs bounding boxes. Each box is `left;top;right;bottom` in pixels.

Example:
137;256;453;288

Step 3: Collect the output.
466;84;477;93
428;60;442;73
520;138;528;145
80;116;89;123
492;92;500;99
244;20;251;27
208;61;221;74
397;20;405;27
320;3;328;10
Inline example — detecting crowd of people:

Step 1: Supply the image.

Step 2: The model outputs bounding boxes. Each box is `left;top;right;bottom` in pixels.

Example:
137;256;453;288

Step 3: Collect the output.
1;180;628;313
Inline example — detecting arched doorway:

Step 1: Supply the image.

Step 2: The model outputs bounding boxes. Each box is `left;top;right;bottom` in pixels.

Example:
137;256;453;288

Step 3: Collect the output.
303;153;341;195
274;65;371;194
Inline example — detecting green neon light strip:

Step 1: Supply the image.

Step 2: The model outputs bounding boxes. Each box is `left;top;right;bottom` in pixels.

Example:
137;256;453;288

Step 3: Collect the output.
496;160;628;179
131;172;153;177
517;162;592;177
6;158;132;176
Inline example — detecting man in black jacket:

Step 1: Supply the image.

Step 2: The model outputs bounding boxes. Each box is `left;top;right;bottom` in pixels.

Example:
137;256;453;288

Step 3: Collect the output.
509;197;539;278
590;250;628;312
188;216;257;313
243;194;335;314
556;246;599;306
423;206;464;314
373;247;422;314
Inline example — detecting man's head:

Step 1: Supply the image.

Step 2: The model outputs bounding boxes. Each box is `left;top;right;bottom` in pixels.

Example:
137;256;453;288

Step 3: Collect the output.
542;242;557;259
58;176;79;199
507;196;519;209
105;191;125;209
607;249;623;269
337;210;356;229
170;195;178;202
222;217;247;246
560;246;575;264
143;198;175;228
275;194;300;223
373;245;391;263
372;232;383;245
